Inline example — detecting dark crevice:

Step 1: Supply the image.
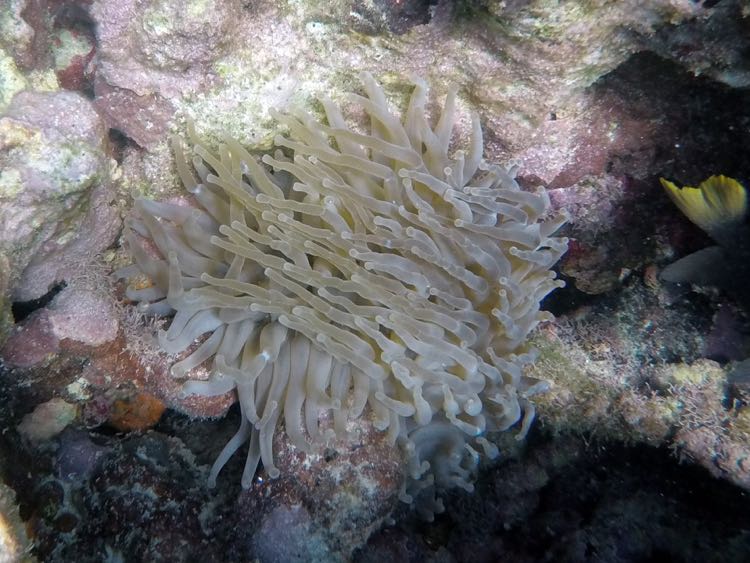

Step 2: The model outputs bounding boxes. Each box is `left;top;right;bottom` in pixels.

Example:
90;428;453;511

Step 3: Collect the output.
108;128;133;165
11;281;67;323
541;272;598;316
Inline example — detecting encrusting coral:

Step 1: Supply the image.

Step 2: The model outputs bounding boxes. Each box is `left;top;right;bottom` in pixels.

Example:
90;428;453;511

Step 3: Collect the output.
118;73;568;517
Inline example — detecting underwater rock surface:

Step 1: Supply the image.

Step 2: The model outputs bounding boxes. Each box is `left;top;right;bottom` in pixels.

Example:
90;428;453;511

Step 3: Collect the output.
0;90;119;304
1;0;750;560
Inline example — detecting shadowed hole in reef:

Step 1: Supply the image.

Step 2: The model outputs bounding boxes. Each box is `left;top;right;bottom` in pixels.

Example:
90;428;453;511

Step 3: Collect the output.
540;272;596;317
108;128;133;165
367;437;750;562
11;281;67;323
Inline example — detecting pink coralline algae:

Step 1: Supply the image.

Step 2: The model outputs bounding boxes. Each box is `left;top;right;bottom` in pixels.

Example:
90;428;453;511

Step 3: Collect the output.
1;286;119;369
0;90;119;304
89;0;242;148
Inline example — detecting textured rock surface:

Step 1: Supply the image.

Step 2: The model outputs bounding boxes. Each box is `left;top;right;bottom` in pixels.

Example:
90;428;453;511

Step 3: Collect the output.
0;90;119;304
17;397;78;443
0;481;33;563
92;0;240;95
89;0;242;148
228;415;403;562
0;0;35;70
356;436;750;562
1;0;750;560
647;0;750;88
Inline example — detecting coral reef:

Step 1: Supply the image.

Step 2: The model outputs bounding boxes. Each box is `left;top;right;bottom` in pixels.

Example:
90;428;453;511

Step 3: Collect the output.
647;0;750;88
358;436;750;562
0;89;119;347
23;431;216;561
547;50;750;296
227;411;403;561
531;279;750;493
0;89;119;304
1;0;750;559
90;0;243;148
0;0;34;71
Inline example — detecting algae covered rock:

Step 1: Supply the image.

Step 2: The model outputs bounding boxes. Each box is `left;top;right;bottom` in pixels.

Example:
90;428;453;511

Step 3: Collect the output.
0;89;120;345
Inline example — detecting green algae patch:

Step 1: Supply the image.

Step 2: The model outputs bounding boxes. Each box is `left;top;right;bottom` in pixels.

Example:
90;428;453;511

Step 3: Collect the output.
0;168;21;198
0;51;26;112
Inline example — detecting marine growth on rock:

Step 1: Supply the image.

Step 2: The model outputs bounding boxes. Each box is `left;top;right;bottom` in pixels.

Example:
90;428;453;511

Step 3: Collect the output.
119;73;568;517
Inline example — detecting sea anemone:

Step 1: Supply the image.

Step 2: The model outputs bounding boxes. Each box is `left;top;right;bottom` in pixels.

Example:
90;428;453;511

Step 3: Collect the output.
118;73;568;517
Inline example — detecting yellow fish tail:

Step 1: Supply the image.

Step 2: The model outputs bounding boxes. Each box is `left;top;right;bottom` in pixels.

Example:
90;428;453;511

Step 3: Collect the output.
660;175;747;236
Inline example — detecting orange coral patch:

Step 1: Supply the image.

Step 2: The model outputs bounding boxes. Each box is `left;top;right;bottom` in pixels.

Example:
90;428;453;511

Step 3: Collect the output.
109;393;166;431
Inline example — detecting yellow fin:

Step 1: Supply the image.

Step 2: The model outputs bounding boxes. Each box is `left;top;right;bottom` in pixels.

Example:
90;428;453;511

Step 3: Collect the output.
660;175;747;235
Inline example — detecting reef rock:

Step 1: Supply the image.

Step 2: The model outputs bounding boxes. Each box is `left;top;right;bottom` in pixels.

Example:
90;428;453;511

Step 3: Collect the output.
0;90;119;334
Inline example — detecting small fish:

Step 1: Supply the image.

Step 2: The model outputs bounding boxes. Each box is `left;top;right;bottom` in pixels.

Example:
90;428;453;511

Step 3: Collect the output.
660;175;750;308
